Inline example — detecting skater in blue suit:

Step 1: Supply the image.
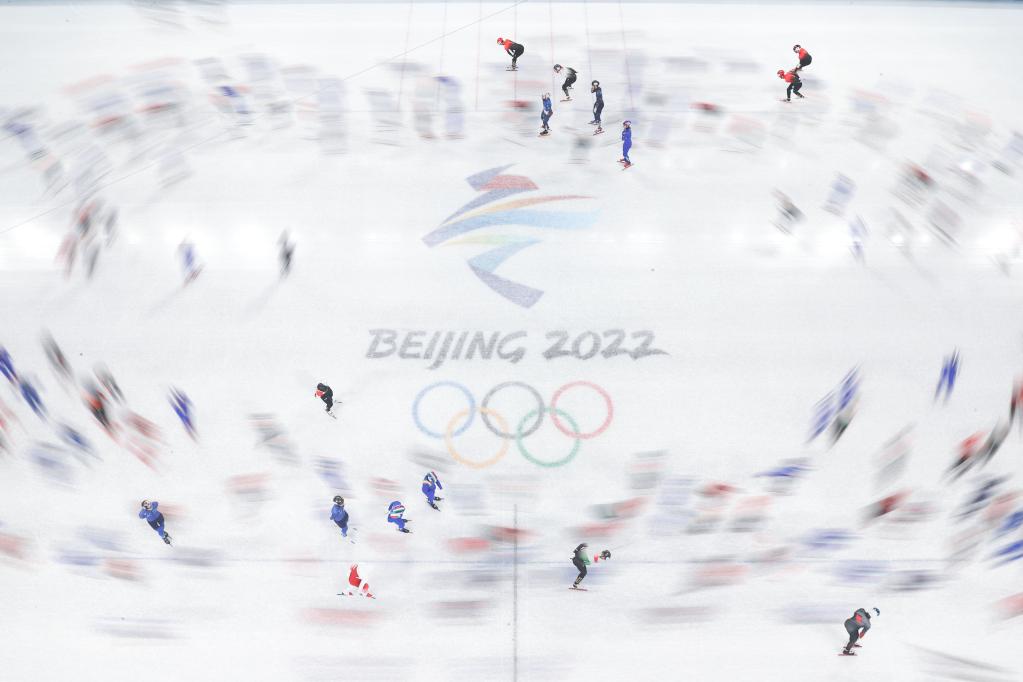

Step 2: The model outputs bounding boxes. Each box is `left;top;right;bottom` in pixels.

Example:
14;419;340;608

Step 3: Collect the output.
169;387;196;439
935;348;961;403
422;471;443;510
620;120;632;168
0;346;16;384
388;500;411;533
330;495;349;537
139;500;172;545
19;377;45;420
540;93;553;136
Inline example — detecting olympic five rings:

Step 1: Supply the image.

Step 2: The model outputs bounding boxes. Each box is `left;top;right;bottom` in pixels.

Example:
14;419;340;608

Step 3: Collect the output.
412;381;614;469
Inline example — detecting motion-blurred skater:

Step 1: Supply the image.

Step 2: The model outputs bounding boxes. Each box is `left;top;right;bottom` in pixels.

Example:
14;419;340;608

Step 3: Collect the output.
83;381;112;433
1009;378;1023;431
19;376;46;420
0;346;18;385
178;239;202;285
278;231;294;278
169;387;196;440
934;349;961;403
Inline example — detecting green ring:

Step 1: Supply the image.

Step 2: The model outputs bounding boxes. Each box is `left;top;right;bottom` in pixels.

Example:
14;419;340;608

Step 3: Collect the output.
515;407;581;468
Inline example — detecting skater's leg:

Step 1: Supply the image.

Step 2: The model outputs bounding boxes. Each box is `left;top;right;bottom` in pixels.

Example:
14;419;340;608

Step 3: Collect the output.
623;141;632;163
595;102;603;125
422;483;438;507
324;396;333;412
786;83;793;101
844;622;859;652
149;515;166;538
572;557;587;587
793;80;803;98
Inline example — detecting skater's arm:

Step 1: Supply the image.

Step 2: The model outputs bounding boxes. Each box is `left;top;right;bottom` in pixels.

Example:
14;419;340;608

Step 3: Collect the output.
149;501;158;511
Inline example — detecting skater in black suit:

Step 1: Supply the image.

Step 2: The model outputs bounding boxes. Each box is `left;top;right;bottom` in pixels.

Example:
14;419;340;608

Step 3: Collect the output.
554;64;577;99
842;607;878;654
315;383;334;412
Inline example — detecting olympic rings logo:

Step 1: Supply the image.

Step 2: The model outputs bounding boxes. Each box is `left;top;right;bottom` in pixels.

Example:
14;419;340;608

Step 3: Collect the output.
412;381;614;469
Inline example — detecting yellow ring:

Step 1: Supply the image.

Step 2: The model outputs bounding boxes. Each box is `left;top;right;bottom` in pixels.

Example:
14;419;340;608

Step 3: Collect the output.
444;407;510;469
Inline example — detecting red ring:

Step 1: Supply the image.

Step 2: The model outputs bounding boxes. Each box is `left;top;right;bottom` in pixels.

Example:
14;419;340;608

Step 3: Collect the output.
549;381;613;440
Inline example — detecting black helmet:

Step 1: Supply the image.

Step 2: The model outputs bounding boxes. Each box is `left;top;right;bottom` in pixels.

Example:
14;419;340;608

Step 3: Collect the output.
333;495;344;505
591;80;599;87
553;64;562;72
873;607;880;616
793;44;801;52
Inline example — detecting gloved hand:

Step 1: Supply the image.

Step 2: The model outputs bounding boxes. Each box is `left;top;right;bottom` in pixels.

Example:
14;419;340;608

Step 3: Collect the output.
600;550;611;560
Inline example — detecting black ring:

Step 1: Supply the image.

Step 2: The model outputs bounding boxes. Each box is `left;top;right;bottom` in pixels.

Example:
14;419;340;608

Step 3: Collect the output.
480;382;545;439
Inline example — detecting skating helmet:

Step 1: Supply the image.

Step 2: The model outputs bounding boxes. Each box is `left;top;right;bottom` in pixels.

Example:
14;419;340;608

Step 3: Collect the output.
334;495;344;505
591;80;599;87
497;37;504;45
777;69;785;76
553;64;562;73
793;44;801;52
141;500;150;509
623;120;631;126
873;607;880;616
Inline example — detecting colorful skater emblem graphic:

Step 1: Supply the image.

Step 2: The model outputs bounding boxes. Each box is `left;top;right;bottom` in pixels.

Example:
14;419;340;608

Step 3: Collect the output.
422;165;598;308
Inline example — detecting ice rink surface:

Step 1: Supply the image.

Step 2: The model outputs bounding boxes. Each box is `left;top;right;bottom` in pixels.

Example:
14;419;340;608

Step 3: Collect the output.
1;1;1023;680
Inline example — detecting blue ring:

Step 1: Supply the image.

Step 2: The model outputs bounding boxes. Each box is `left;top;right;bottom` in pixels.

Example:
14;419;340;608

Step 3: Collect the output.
413;381;476;439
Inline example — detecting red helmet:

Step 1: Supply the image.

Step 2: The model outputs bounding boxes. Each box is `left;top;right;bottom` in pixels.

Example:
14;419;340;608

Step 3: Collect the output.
777;69;784;76
497;37;504;45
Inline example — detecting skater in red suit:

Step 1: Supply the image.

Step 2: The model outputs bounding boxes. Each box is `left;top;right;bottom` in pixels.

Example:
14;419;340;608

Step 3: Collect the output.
497;38;524;69
793;44;812;72
777;69;804;102
842;607;878;654
346;564;375;598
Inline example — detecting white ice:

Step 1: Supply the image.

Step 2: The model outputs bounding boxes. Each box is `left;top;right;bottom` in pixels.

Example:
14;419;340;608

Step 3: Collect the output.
1;2;1022;681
